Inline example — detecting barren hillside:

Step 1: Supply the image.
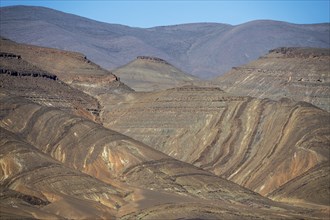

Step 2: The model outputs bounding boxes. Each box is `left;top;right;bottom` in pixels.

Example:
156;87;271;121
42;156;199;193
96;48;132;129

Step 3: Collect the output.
2;95;324;219
113;56;198;91
1;6;329;78
103;86;330;208
0;26;329;219
215;47;330;111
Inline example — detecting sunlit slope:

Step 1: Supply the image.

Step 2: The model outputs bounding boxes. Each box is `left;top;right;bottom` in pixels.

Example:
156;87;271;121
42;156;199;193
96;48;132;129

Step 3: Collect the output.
113;56;197;91
1;6;329;78
103;86;330;206
216;47;330;111
1;95;325;219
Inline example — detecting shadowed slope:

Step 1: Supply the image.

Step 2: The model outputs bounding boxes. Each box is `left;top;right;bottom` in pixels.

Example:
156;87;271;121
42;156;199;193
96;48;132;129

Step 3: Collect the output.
113;56;197;91
215;47;330;111
0;95;325;219
1;6;329;78
102;86;330;207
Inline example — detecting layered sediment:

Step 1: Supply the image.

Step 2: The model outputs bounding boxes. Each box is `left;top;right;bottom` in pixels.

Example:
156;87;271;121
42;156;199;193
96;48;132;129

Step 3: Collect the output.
215;47;330;111
1;95;324;219
103;86;330;205
0;52;101;122
113;56;197;91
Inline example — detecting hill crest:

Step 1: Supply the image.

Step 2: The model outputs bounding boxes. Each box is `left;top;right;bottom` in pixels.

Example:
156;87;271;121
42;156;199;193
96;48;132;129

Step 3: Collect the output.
1;6;329;79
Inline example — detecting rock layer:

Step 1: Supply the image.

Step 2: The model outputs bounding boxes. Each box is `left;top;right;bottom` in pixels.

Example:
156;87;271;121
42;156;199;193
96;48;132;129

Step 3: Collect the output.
0;50;101;122
103;86;330;205
0;38;131;97
1;95;325;219
113;56;197;91
215;47;330;111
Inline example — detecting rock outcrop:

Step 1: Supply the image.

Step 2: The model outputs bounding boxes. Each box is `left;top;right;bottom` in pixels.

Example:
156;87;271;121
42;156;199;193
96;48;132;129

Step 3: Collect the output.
103;86;330;208
215;47;330;111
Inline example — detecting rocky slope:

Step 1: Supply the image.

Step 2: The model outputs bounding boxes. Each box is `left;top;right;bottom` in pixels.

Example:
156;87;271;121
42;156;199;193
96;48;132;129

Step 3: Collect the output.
1;6;329;78
2;95;323;219
0;47;101;122
215;47;330;111
113;56;197;91
0;37;132;97
103;86;330;209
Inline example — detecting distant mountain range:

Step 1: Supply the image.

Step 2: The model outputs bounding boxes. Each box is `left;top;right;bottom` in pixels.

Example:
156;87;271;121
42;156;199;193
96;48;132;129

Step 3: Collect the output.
1;6;329;79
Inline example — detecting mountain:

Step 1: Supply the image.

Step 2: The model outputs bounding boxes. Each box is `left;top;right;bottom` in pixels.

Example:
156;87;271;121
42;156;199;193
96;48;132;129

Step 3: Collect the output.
2;95;323;219
0;37;132;97
215;47;330;111
102;86;330;208
1;6;329;79
0;41;102;122
113;56;198;91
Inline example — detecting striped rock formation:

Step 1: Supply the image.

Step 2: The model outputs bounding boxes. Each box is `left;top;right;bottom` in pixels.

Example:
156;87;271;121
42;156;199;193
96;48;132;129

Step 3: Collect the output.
103;86;330;207
0;95;325;219
215;47;330;111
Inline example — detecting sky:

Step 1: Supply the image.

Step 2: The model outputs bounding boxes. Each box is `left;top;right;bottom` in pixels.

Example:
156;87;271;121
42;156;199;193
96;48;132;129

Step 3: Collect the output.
0;1;329;28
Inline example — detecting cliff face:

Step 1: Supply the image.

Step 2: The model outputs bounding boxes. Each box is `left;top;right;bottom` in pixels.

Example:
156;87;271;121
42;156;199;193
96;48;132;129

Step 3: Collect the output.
215;47;330;111
1;95;321;219
103;86;330;204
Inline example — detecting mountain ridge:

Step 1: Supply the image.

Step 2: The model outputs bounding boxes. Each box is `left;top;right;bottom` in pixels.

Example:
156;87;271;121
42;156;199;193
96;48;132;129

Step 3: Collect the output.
1;5;329;78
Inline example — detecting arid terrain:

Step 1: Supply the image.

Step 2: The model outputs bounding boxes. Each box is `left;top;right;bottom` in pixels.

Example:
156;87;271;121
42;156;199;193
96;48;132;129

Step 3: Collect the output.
1;6;329;78
113;56;197;91
215;47;330;111
0;5;329;220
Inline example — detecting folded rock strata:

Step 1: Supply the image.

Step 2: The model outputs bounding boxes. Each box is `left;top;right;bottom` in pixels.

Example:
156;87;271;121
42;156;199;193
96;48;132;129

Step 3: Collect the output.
215;47;330;111
0;95;324;219
103;86;330;206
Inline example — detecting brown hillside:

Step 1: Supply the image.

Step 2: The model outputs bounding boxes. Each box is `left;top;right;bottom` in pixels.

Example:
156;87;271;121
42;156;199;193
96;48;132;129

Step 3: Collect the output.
1;95;323;219
215;47;330;111
0;37;132;97
102;86;330;207
113;56;197;91
0;49;100;122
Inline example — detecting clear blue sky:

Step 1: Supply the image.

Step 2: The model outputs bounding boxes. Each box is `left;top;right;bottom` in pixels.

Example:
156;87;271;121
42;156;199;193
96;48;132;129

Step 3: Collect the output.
1;1;329;27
